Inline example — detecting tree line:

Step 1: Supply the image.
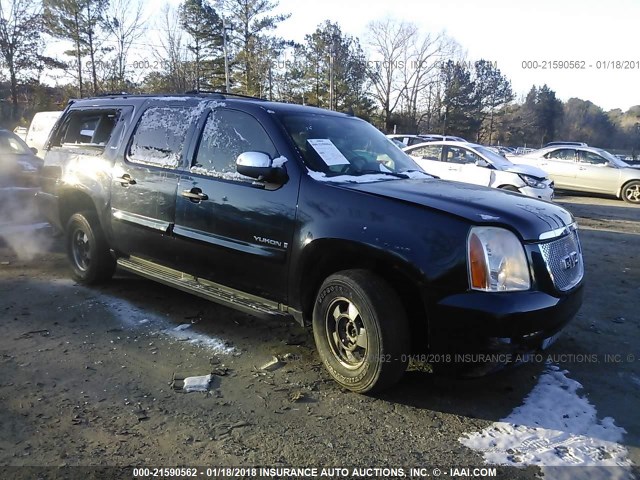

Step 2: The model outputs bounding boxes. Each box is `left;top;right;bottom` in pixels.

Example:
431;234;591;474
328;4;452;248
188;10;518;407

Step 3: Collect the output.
1;0;639;152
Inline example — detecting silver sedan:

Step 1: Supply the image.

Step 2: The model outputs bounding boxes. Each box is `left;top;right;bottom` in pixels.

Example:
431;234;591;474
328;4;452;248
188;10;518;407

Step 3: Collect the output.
508;146;640;204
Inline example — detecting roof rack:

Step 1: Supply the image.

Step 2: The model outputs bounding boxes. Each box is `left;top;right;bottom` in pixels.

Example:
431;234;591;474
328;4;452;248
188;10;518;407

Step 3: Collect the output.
183;90;267;101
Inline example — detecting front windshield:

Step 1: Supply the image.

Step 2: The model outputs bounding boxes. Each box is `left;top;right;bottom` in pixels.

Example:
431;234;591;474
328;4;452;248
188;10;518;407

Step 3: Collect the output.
593;148;630;167
474;145;513;169
276;112;424;179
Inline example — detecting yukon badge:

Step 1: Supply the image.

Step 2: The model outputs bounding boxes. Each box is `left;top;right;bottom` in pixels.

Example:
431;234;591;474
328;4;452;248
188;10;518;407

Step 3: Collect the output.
254;236;288;249
562;251;580;270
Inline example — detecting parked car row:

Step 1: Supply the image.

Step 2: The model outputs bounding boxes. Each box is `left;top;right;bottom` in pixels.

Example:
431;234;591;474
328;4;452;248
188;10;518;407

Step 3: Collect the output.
508;145;640;204
388;134;640;204
403;141;554;201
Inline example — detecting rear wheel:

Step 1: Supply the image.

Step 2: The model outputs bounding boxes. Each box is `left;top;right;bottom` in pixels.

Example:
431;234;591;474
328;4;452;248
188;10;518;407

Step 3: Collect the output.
312;269;409;393
621;181;640;204
66;212;116;284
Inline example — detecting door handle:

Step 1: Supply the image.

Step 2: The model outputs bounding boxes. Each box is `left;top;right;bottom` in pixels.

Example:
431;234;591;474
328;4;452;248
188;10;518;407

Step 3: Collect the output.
578;167;587;171
118;174;136;186
181;188;209;202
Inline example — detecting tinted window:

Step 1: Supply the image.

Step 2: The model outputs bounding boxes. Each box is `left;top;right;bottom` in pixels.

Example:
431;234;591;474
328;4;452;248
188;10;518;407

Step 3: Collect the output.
545;149;576;161
192;109;277;181
54;110;120;149
0;131;30;154
409;145;442;161
445;146;481;165
129;107;193;168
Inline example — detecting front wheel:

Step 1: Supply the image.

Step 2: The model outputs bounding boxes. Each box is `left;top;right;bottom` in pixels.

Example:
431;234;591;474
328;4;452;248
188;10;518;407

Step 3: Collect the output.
312;270;409;393
66;212;116;284
621;181;640;204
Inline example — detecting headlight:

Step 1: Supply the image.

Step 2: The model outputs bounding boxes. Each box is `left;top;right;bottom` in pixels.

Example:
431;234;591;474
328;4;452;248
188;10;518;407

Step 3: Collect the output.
519;174;547;189
467;227;531;292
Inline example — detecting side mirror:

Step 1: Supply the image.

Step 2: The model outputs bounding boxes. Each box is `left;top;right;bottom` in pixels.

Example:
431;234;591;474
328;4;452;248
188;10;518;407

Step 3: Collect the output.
475;159;489;167
236;151;287;183
30;147;38;155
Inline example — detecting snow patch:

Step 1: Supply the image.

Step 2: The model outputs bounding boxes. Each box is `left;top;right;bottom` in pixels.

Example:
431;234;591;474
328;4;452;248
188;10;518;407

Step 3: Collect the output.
76;291;237;355
189;165;252;182
460;365;632;478
163;323;235;354
272;156;288;168
308;170;399;184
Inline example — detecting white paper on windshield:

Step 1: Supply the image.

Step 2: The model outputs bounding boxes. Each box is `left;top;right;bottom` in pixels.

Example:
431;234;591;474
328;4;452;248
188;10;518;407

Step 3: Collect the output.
307;139;350;166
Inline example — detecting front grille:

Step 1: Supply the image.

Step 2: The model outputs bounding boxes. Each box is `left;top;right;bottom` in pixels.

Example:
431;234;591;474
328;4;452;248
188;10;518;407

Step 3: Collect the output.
539;229;584;291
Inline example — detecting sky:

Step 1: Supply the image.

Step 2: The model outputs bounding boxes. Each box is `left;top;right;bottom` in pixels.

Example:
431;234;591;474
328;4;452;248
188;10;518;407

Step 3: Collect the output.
264;0;639;112
39;0;638;112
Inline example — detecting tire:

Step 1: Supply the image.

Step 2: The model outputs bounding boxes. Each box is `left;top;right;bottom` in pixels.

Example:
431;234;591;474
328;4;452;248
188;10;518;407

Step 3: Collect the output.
621;181;640;204
312;269;409;393
499;185;520;192
66;211;116;284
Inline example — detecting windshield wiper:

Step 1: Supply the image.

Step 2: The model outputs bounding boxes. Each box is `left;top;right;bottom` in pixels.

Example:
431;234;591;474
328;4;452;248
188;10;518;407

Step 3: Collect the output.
354;169;409;179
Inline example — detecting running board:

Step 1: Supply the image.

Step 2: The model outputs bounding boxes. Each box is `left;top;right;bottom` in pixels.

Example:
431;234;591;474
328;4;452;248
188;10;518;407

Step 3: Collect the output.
116;256;291;320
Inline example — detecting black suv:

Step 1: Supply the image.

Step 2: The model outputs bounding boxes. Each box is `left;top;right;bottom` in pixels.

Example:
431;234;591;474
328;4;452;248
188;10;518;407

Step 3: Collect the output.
37;94;584;392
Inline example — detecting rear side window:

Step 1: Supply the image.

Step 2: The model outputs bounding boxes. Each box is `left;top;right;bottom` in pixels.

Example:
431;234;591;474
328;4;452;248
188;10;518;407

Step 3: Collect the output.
545;149;576;161
53;110;120;148
129;106;194;168
411;145;442;161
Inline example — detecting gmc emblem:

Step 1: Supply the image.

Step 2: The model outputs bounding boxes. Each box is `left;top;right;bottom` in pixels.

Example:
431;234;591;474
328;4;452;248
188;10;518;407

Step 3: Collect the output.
562;252;580;270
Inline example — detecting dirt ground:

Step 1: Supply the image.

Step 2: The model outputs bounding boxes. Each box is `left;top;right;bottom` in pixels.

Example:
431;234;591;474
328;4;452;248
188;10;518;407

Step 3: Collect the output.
0;191;639;479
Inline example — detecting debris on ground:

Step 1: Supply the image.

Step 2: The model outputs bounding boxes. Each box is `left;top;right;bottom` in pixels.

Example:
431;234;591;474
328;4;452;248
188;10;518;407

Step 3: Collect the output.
171;373;213;392
259;356;285;372
289;391;305;402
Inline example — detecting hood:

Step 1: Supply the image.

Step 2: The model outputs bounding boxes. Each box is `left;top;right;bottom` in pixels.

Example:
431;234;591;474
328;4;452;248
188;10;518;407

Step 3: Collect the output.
504;163;549;179
339;179;573;242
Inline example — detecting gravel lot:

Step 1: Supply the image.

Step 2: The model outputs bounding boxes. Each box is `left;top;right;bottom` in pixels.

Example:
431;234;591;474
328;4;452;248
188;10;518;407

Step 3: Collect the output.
0;191;638;479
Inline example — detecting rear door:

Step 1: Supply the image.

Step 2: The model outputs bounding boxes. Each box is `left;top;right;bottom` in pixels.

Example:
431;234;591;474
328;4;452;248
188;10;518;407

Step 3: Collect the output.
409;144;445;177
110;102;201;265
541;148;578;188
173;107;299;302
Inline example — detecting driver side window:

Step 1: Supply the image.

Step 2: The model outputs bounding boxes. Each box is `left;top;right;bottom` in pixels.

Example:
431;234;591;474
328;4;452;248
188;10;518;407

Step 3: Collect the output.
578;151;607;165
193;109;278;181
446;146;480;165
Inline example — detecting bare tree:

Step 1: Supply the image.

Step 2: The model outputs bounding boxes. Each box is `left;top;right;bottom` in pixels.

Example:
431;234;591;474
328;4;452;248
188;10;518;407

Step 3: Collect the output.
146;4;192;92
399;32;459;132
102;0;146;90
0;0;43;120
366;18;415;131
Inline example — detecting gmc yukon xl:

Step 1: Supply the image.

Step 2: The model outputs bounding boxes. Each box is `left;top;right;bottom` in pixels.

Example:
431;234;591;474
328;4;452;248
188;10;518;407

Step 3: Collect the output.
37;94;584;392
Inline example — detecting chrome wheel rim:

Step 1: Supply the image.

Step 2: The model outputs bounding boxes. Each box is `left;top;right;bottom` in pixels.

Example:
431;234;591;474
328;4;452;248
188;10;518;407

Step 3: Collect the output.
624;184;640;203
71;229;91;271
325;297;368;370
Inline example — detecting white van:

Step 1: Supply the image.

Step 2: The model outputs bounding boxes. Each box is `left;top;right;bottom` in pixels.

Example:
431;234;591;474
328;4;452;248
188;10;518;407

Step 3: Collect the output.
25;111;63;157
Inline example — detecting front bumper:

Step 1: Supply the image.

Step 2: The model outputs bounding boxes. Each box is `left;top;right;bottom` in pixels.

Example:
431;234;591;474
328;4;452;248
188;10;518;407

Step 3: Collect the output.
429;283;583;357
519;184;554;201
